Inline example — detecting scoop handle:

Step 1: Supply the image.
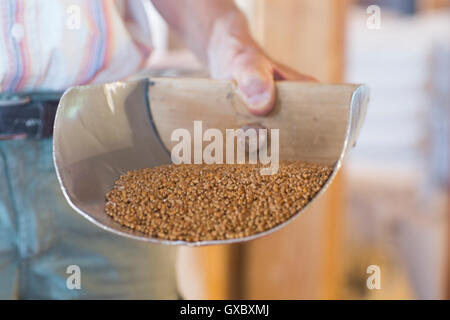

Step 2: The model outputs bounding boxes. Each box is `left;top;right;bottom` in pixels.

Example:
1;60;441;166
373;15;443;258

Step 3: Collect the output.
148;77;367;165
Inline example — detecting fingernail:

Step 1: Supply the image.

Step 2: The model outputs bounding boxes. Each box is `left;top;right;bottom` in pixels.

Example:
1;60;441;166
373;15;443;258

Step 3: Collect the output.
245;91;272;114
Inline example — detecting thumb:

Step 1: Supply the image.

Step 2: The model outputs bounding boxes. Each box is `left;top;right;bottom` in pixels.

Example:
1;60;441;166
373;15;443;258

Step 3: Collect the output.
232;55;275;116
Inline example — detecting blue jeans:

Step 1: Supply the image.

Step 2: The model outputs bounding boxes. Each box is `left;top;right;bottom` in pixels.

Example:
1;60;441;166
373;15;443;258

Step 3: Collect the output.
0;139;178;299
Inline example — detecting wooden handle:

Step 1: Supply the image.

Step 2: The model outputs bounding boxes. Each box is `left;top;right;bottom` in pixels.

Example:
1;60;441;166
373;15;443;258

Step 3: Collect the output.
148;77;361;165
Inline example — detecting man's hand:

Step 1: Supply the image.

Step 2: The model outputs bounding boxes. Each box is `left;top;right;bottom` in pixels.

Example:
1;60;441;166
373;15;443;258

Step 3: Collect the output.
227;50;317;115
207;12;316;115
151;0;316;116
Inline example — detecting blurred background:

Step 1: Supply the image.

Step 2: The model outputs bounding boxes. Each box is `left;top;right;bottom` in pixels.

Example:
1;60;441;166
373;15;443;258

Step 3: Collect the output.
143;0;449;300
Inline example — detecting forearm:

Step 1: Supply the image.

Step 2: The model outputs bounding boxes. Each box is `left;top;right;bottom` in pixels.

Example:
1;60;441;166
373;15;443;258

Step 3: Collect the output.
150;0;255;64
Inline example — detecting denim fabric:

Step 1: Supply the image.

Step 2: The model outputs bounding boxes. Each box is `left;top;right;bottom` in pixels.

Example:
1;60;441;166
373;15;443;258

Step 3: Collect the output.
0;138;178;299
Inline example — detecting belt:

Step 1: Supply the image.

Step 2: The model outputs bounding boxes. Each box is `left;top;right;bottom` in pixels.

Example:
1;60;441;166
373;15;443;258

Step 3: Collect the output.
0;92;62;140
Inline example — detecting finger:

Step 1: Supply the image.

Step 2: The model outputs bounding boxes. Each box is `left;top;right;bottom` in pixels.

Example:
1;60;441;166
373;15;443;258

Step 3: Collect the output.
232;53;276;116
234;69;275;116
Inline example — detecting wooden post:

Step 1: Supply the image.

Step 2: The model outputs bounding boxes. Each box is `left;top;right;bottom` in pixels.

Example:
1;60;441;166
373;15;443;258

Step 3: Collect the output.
176;244;240;299
237;0;349;299
417;0;450;12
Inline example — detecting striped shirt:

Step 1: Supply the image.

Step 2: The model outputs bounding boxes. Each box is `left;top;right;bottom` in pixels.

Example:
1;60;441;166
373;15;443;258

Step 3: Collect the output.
0;0;152;93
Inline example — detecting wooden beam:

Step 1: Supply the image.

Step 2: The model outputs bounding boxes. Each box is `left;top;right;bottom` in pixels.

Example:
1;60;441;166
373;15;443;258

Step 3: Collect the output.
418;0;450;12
238;0;349;299
176;244;241;299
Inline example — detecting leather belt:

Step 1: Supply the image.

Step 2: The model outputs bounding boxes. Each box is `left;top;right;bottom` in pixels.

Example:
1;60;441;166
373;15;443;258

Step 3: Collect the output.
0;92;62;140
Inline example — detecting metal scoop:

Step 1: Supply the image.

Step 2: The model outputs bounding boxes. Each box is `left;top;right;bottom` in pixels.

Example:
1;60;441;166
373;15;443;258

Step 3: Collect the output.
53;77;369;246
